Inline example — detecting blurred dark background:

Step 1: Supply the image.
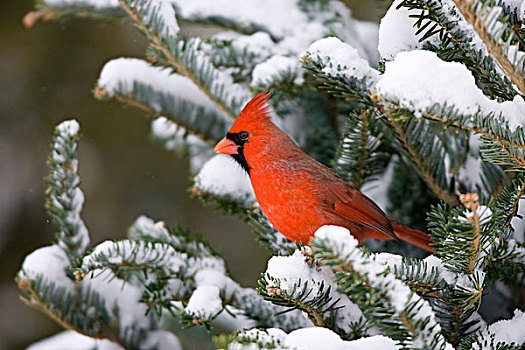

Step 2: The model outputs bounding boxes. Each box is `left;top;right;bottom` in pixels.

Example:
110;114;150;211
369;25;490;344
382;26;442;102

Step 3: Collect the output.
0;1;384;348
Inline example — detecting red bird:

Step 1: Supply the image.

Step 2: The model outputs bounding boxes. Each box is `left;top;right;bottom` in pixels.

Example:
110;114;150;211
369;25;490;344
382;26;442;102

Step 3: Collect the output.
213;91;434;252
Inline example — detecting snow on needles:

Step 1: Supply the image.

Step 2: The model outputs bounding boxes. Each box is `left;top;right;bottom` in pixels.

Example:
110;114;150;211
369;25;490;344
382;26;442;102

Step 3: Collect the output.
376;50;525;130
194;155;256;206
50;119;90;257
140;0;180;40
473;309;525;350
265;249;366;335
313;225;454;350
26;330;124;350
305;37;379;85
19;245;75;292
251;55;304;88
231;327;399;350
378;0;440;60
97;58;219;113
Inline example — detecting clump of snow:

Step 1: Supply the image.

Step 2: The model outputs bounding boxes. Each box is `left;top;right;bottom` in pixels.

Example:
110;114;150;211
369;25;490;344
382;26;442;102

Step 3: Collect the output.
194;269;237;299
127;216;219;258
144;0;180;40
305;37;379;84
251;55;304;88
374;252;403;271
214;31;277;59
376;50;525;130
185;285;223;319
172;0;310;41
285;328;399;350
151;116;206;149
57;119;80;136
19;245;75;292
378;0;440;60
488;309;525;344
423;255;458;285
232;327;399;350
265;248;365;334
473;309;525;350
285;327;347;350
26;330;123;350
345;335;400;350
194;155;256;205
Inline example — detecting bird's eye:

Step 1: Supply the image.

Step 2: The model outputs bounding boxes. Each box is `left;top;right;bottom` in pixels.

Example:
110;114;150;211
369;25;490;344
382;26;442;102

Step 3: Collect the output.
239;131;249;140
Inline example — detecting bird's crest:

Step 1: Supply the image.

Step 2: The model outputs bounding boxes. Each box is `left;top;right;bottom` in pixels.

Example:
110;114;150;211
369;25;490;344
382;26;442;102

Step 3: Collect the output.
237;91;271;124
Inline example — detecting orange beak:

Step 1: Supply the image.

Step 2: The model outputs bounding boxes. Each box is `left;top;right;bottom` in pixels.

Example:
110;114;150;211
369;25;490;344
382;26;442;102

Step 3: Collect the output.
213;137;239;155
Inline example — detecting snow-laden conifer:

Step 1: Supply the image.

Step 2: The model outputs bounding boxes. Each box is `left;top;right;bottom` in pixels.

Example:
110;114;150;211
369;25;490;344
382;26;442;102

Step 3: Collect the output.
18;0;525;348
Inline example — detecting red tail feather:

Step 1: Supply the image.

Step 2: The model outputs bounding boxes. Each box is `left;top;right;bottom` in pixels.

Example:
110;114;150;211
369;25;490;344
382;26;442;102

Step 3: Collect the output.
391;219;435;252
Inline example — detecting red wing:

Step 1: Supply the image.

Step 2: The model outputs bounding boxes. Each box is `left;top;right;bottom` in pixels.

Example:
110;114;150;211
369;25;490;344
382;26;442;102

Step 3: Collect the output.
323;182;397;240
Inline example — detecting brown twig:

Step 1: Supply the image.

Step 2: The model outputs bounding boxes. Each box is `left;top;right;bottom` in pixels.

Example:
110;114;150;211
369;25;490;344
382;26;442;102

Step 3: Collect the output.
459;193;481;274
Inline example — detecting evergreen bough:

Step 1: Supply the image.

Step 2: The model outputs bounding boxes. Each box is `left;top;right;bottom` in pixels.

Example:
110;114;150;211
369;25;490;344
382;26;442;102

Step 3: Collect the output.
19;0;525;348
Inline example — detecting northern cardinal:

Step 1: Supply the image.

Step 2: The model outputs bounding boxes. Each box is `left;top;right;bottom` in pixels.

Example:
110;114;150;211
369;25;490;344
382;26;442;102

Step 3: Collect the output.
213;91;434;252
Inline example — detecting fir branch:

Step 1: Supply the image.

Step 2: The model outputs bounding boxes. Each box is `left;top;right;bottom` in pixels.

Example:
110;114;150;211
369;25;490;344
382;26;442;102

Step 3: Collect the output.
311;230;452;349
372;95;525;170
386;116;459;206
258;277;328;328
213;328;286;350
127;216;222;259
428;197;497;279
75;240;186;281
493;172;525;227
486;238;525;284
23;2;125;28
46;120;90;262
332;109;390;189
452;0;525;95
259;251;367;340
118;0;250;119
392;258;482;345
121;217;307;330
17;275;122;344
94;80;228;143
233;287;314;333
399;0;519;100
17;278;107;341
